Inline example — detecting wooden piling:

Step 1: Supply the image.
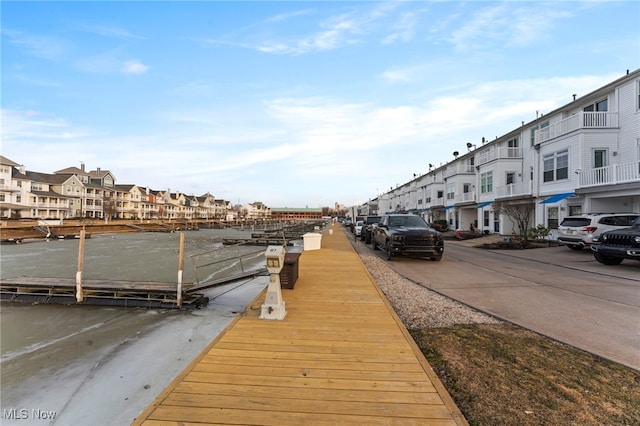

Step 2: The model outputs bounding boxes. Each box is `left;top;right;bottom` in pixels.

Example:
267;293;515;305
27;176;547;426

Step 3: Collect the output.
76;229;85;302
177;232;185;307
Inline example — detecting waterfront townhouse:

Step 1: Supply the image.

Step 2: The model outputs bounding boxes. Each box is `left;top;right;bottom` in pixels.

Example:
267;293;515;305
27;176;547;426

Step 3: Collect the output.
533;69;640;228
114;184;143;219
0;157;240;222
371;69;640;235
0;157;73;219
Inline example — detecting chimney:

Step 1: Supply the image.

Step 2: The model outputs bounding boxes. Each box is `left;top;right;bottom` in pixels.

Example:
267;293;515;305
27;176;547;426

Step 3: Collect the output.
80;162;85;172
97;167;101;174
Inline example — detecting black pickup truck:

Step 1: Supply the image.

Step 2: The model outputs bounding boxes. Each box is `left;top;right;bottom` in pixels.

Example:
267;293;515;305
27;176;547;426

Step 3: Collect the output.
372;214;444;261
360;215;381;243
591;217;640;265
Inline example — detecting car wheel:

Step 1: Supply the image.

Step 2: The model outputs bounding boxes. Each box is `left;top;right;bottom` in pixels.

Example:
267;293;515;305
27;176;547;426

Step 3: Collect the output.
568;245;583;251
429;256;442;261
594;252;624;265
385;240;393;260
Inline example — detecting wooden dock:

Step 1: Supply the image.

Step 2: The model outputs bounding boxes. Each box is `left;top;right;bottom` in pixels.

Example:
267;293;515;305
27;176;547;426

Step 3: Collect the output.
0;276;209;309
132;224;467;425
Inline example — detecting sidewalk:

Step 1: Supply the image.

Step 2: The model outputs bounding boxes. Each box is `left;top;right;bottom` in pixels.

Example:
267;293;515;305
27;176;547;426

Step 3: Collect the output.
133;223;467;425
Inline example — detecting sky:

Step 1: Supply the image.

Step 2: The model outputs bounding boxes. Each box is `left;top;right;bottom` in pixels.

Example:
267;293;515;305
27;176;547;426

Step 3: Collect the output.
2;1;639;209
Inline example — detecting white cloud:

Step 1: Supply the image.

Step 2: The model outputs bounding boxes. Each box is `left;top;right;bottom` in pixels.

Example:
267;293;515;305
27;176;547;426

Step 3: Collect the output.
122;60;149;74
2;28;68;61
448;4;572;50
77;23;144;40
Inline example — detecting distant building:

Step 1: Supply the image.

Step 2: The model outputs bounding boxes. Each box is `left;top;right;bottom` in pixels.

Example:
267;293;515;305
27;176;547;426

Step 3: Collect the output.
270;207;323;220
241;202;271;220
0;157;235;221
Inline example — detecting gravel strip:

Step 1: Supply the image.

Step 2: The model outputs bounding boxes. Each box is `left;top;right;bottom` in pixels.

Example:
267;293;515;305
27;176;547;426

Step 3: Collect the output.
349;237;502;330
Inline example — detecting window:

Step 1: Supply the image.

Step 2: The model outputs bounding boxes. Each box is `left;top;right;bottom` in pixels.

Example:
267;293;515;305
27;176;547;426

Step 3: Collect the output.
437;190;444;199
569;205;582;216
548;207;559;229
543;150;569;182
481;171;493;193
506;172;515;185
483;210;490;227
446;183;455;200
0;194;4;202
463;183;471;193
584;98;608;112
594;149;607;168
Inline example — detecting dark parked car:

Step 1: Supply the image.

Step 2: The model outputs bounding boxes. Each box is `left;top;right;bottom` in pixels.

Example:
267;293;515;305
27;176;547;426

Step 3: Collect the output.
591;217;640;265
372;214;444;261
360;215;381;243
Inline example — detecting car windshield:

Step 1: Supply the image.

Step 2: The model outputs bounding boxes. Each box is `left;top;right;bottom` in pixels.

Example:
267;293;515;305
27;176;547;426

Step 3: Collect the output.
388;215;428;228
356;221;364;226
633;217;640;227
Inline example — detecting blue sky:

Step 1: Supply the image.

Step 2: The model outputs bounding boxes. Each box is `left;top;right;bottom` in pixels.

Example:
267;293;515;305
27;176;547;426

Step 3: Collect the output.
2;1;639;208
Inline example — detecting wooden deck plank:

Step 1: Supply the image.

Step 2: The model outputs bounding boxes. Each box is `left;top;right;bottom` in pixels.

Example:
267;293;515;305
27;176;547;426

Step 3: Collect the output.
145;406;458;426
132;224;467;426
199;355;425;372
172;382;440;403
160;393;453;418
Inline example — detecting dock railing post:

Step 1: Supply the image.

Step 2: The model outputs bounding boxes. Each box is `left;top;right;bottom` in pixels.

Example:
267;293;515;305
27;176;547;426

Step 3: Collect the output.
76;229;85;302
177;232;185;308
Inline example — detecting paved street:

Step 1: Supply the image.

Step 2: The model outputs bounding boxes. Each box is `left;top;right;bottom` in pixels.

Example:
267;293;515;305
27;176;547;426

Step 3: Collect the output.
373;239;640;370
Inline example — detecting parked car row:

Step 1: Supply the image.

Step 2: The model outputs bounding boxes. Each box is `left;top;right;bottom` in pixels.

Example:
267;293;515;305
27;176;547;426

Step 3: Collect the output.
343;211;639;266
554;212;640;266
557;212;639;250
345;214;444;261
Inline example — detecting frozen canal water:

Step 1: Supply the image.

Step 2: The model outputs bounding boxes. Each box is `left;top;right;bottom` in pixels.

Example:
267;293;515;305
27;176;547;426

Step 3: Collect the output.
0;229;285;425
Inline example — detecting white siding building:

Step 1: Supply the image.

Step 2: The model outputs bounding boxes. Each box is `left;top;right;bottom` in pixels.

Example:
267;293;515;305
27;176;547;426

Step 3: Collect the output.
372;69;640;235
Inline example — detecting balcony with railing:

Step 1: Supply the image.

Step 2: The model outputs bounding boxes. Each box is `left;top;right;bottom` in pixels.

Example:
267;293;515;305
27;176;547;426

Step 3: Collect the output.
535;111;618;144
577;161;640;188
496;181;534;199
444;164;475;178
476;147;523;166
0;183;23;192
454;192;476;204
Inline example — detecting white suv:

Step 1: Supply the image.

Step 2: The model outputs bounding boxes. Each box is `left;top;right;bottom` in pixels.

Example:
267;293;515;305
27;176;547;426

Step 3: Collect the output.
557;213;639;250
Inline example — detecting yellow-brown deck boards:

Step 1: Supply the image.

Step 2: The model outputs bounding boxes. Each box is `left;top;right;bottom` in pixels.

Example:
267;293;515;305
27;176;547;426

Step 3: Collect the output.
132;224;467;425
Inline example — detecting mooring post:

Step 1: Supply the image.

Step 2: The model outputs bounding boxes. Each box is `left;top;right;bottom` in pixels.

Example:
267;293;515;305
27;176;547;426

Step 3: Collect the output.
76;229;85;302
177;232;185;308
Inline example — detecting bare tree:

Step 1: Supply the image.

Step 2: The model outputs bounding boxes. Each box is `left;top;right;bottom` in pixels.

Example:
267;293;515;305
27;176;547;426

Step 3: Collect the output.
492;199;535;244
102;193;117;223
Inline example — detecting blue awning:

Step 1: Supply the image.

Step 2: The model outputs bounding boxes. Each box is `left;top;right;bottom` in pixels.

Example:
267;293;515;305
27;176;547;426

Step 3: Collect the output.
444;206;455;211
476;201;493;209
539;192;575;204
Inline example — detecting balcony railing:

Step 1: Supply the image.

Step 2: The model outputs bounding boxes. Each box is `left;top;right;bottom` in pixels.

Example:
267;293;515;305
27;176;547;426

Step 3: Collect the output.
496;181;533;198
455;192;476;203
536;111;618;144
444;164;475;178
476;147;523;165
577;161;640;188
0;184;23;192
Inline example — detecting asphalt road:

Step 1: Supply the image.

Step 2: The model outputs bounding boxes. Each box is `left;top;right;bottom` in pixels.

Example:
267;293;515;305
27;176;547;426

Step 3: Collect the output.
374;240;640;370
